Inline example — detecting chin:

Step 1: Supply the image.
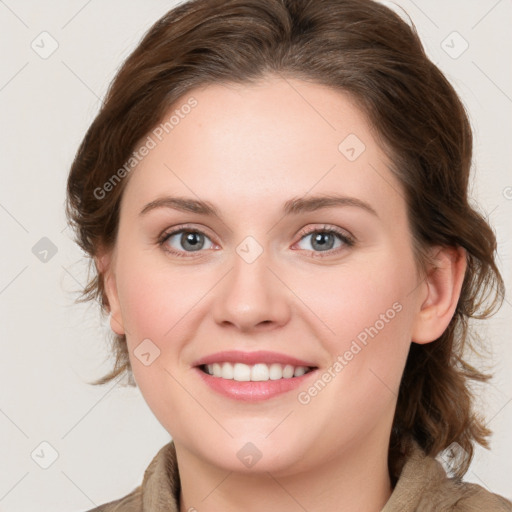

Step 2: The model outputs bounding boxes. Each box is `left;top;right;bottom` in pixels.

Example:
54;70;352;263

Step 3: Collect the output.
189;434;311;476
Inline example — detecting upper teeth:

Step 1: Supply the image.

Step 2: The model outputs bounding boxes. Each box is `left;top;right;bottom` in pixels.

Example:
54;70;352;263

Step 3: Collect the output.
205;362;312;381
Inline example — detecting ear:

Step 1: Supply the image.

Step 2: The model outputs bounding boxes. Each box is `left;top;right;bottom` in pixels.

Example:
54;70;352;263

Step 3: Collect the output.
95;250;125;336
411;246;467;344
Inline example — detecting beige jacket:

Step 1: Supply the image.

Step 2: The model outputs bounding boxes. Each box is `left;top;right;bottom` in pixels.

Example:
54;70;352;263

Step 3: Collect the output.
85;441;512;511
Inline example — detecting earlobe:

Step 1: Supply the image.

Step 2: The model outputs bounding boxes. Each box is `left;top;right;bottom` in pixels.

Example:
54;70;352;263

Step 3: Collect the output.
411;246;467;344
94;251;125;336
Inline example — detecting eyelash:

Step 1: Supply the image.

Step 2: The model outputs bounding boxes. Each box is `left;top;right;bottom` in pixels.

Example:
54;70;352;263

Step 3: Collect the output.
157;223;355;258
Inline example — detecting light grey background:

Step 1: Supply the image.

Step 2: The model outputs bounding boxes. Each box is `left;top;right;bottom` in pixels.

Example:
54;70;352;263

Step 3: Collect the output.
0;1;510;510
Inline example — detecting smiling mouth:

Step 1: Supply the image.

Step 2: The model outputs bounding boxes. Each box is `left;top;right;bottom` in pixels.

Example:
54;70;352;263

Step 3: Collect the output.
199;362;317;382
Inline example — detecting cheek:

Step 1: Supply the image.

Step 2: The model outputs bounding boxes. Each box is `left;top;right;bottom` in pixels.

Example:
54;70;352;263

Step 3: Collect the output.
304;254;414;340
118;275;168;340
114;249;217;388
115;247;195;338
114;253;192;413
304;252;416;389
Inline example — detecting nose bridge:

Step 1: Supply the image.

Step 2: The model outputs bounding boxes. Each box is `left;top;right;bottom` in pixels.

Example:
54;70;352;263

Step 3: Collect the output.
212;233;290;330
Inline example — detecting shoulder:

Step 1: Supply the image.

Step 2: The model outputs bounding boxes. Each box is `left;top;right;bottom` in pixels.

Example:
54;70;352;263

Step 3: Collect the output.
447;482;512;511
384;441;512;511
415;474;512;511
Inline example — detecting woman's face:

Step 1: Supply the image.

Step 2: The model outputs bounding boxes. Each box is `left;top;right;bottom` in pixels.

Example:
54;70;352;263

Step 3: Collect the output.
104;76;429;475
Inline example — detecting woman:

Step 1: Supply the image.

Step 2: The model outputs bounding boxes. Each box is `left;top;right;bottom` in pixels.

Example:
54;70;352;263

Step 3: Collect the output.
66;0;512;510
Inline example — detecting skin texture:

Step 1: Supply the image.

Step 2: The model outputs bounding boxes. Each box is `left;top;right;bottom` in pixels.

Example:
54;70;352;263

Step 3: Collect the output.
98;75;467;512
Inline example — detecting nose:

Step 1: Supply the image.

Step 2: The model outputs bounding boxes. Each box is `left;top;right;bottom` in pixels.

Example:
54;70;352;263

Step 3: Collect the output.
211;242;291;333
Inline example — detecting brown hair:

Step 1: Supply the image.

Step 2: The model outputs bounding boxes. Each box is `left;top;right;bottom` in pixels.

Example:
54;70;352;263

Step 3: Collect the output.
66;0;505;481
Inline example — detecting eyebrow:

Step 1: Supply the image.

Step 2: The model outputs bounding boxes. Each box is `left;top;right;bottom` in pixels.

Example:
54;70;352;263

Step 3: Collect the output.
139;194;379;219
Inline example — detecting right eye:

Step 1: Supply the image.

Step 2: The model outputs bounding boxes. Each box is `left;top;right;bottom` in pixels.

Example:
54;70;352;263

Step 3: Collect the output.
158;227;216;257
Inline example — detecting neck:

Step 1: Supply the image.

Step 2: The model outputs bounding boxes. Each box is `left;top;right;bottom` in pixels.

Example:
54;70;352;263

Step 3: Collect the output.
176;433;393;512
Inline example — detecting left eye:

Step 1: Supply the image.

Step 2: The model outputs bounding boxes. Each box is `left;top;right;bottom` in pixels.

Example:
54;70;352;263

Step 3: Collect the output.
295;229;351;253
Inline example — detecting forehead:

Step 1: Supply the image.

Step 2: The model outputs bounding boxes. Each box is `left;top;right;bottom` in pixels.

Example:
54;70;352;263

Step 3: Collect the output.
121;76;405;224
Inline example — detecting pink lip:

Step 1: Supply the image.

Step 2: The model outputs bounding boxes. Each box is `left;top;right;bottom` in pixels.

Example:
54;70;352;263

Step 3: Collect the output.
192;350;317;368
194;367;318;402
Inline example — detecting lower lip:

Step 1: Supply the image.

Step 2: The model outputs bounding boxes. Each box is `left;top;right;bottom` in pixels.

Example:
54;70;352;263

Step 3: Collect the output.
194;367;318;402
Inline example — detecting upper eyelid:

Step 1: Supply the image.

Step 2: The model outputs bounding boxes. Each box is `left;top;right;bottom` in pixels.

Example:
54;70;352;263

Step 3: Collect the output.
160;223;214;238
160;223;349;237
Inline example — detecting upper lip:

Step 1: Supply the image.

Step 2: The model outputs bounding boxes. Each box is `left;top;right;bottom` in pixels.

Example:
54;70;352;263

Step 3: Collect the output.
192;350;317;368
